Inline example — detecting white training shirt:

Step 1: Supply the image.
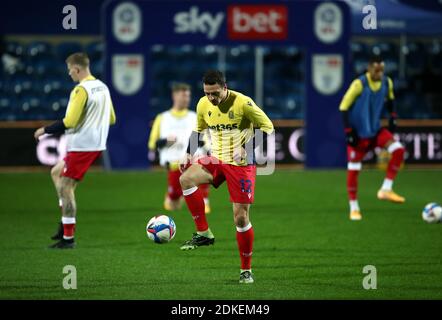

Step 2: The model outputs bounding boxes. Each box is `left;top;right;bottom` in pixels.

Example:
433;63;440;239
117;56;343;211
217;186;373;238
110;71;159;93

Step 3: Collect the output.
65;79;113;152
157;110;197;166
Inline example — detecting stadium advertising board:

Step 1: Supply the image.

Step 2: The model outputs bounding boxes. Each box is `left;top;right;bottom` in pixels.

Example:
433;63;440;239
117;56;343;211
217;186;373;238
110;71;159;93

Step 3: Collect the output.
104;0;351;169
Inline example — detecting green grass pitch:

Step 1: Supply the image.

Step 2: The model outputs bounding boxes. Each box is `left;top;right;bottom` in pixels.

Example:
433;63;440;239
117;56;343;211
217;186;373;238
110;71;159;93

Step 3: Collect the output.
0;169;441;299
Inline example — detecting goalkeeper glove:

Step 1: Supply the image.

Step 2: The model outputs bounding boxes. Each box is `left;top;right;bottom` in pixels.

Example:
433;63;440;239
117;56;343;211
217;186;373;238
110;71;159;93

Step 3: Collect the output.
345;127;359;147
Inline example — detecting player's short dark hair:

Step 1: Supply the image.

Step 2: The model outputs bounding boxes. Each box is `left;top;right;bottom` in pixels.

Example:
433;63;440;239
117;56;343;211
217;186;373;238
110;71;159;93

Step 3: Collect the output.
202;70;226;87
65;52;90;68
368;54;384;65
171;82;191;92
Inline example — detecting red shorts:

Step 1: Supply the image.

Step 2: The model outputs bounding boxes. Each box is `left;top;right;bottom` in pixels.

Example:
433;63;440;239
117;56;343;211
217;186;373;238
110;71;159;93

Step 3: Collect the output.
62;151;101;181
167;169;182;200
197;156;256;204
347;128;394;162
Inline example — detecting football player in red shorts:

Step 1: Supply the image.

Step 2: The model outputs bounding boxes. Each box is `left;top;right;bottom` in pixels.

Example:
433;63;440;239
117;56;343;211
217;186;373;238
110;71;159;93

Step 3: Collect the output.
34;53;116;248
340;55;405;221
178;70;274;284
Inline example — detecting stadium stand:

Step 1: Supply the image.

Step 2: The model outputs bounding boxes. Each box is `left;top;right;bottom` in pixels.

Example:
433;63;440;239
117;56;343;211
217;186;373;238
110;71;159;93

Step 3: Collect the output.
1;38;103;121
1;38;441;120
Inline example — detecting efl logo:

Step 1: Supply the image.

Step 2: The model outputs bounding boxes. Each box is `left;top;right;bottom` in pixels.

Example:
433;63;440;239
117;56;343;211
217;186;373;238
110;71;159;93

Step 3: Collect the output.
227;5;288;40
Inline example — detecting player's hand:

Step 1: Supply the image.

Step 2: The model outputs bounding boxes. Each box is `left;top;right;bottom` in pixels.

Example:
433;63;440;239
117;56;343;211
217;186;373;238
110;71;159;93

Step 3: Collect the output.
34;127;45;141
233;147;247;164
388;113;397;133
148;150;156;162
345;127;359;147
179;153;193;173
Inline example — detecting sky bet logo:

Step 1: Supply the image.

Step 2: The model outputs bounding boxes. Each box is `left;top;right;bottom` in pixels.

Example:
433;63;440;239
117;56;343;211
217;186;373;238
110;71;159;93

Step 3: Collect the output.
173;5;288;40
174;6;224;40
228;5;288;40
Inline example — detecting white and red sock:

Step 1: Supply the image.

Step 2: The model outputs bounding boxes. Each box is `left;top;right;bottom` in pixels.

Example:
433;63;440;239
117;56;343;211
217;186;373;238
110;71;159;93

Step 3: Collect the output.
183;186;209;232
350;200;360;212
62;216;76;240
236;223;254;270
381;178;393;191
347;162;361;212
347;162;361;201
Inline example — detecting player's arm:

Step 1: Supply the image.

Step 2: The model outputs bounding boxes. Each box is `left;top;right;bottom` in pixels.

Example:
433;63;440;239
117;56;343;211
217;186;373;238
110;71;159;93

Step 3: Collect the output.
110;99;116;125
385;77;397;132
62;86;87;129
243;98;274;149
34;86;87;140
339;79;363;146
147;114;164;151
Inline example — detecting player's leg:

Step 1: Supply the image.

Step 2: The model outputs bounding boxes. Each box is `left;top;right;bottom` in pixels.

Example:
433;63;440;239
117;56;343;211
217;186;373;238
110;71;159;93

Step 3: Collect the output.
233;202;254;284
199;184;211;214
49;151;100;248
49;176;77;249
376;129;405;203
346;144;367;220
164;168;182;211
51;160;65;208
49;160;65;240
223;164;256;283
179;163;216;250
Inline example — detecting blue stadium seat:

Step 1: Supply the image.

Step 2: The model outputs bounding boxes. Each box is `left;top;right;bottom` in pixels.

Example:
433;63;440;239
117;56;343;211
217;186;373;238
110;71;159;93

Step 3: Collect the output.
27;41;53;61
351;42;368;60
5;41;26;58
371;42;398;59
353;58;367;75
45;95;68;118
33;58;60;76
0;96;12;109
11;76;33;96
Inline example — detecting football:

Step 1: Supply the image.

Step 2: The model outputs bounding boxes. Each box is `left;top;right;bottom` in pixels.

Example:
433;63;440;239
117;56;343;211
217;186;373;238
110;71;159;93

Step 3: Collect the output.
422;203;442;224
146;215;177;243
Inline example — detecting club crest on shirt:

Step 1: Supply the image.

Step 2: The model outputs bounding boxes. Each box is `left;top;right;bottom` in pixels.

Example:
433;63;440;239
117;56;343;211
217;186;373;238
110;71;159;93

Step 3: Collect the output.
247;101;253;107
208;111;212;117
229;110;234;119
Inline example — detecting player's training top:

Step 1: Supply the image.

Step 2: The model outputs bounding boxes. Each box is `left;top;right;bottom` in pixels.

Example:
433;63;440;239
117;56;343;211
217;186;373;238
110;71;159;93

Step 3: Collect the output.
195;89;274;166
339;72;394;138
63;75;116;151
148;109;197;169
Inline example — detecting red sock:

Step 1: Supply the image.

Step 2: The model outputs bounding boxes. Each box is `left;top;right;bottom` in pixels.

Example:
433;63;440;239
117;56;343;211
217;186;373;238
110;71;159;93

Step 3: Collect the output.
199;184;209;200
62;217;76;240
386;148;404;180
347;170;359;200
183;187;208;232
236;224;254;270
